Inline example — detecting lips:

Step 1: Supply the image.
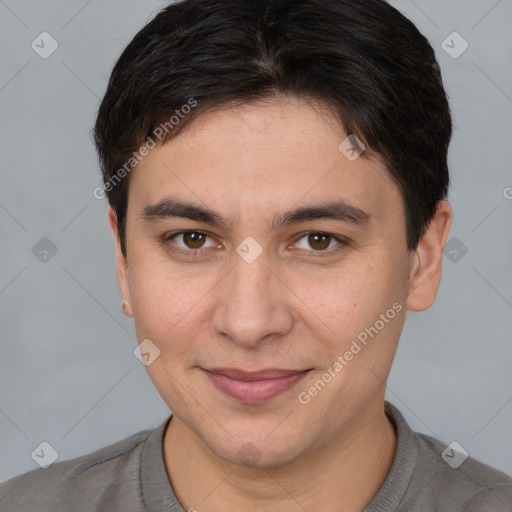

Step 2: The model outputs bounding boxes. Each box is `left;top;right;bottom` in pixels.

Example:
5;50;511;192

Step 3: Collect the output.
206;368;308;380
201;367;312;403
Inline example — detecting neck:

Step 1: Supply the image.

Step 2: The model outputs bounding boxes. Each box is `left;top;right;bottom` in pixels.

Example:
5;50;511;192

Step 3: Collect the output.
163;397;396;512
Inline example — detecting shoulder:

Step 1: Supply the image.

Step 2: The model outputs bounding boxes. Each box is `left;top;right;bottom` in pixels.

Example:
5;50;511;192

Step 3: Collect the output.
413;432;512;511
0;427;154;512
381;402;512;512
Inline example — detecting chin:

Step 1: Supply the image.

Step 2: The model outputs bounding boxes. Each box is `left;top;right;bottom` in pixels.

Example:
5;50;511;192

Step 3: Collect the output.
203;427;310;469
225;445;304;469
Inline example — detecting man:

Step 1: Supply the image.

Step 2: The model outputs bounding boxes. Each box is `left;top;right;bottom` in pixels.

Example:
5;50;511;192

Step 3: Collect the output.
2;0;511;510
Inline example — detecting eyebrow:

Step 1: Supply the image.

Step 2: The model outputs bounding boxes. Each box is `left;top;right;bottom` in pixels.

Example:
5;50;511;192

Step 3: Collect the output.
141;197;371;231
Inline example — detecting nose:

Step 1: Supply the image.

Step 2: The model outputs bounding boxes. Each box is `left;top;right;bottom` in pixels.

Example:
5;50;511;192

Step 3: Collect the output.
211;245;294;348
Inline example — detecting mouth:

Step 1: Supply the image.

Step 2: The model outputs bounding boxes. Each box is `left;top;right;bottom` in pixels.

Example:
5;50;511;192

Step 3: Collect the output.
200;367;313;403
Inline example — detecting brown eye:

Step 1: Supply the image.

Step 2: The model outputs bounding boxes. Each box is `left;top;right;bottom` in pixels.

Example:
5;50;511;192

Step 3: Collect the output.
294;232;345;254
307;233;331;250
166;231;218;254
182;231;207;249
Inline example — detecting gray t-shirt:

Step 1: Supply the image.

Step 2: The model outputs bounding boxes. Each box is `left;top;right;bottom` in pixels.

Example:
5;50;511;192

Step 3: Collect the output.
1;402;511;511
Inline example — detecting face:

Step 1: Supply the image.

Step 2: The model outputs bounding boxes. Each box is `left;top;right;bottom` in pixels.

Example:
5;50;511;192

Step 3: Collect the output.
110;95;447;468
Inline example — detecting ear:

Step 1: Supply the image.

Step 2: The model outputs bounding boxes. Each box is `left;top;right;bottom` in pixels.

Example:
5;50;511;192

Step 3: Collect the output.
406;200;453;311
107;205;134;317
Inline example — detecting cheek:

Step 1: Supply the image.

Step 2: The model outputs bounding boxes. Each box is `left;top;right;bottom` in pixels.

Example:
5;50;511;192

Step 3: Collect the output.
286;259;386;331
127;255;217;350
288;255;407;369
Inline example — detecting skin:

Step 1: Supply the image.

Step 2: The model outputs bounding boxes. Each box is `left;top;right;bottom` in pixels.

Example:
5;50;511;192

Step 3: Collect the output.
108;94;452;511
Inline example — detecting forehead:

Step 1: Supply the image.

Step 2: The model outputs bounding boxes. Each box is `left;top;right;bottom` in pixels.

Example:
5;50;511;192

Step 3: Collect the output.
128;96;403;228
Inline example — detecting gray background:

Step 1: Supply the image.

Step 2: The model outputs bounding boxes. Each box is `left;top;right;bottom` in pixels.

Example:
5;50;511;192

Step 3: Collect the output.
1;0;511;483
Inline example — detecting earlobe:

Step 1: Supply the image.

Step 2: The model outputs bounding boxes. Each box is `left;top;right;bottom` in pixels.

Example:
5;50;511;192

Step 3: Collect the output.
121;300;133;317
406;200;453;312
107;206;134;317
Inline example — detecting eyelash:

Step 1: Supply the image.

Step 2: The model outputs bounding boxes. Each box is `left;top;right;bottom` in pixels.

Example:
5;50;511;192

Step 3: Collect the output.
162;230;348;258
